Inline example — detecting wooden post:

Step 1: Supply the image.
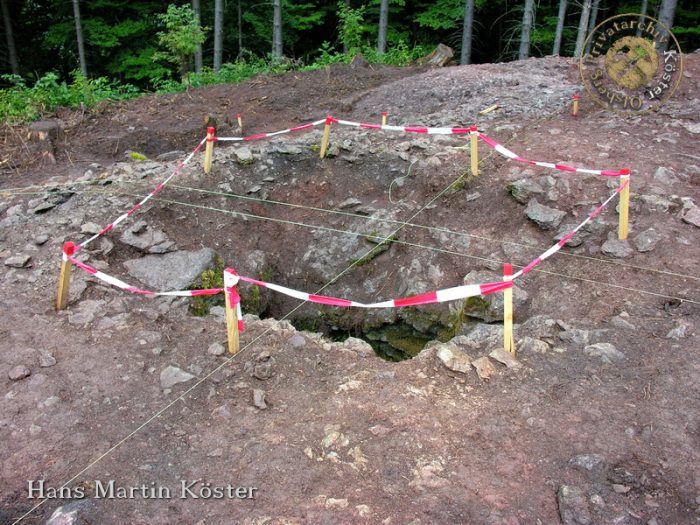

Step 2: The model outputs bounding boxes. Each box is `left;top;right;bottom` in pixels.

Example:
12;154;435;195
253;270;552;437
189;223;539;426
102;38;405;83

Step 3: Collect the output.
204;126;215;174
319;116;333;159
236;113;243;130
470;126;479;177
224;268;241;355
618;169;631;240
381;112;388;126
572;94;580;117
503;263;516;355
56;242;75;310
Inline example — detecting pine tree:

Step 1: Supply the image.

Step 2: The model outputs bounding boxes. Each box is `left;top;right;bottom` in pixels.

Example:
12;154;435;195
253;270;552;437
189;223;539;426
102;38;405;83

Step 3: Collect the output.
72;0;87;76
519;0;536;60
552;0;567;55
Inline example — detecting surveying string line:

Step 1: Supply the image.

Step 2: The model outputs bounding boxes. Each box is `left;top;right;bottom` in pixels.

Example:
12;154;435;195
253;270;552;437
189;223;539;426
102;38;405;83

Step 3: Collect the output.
164;183;700;283
136;194;698;306
13;110;508;525
12;101;622;524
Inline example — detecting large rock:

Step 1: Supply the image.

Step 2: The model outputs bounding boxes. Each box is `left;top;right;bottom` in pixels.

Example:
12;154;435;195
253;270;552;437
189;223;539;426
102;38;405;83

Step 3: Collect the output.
584;343;625;363
557;485;592;525
601;238;633;258
124;248;216;291
682;207;700;228
435;342;472;373
506;178;545;204
119;220;176;254
633;228;662;252
160;365;195;389
524;199;566;230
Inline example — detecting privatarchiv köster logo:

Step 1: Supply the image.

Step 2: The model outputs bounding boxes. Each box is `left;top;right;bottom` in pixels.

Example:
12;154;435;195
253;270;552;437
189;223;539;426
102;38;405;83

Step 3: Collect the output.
580;13;683;113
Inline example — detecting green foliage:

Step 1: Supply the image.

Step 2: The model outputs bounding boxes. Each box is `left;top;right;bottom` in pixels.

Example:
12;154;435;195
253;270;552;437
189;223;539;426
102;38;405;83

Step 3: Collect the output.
338;2;367;54
190;258;225;317
153;4;207;81
0;72;139;125
128;152;148;161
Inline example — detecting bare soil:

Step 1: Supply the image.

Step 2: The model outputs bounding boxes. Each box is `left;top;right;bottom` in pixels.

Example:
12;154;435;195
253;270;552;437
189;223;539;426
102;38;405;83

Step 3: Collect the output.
0;56;699;525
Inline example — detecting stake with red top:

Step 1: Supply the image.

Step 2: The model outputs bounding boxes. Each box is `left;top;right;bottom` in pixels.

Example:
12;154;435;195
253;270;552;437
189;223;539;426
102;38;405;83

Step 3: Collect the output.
572;94;581;117
56;242;75;310
204;126;215;173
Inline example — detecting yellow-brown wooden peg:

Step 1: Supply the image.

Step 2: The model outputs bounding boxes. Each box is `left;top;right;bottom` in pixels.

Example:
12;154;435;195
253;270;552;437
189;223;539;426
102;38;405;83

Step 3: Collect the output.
224;268;241;354
503;263;516;355
204;126;215;174
319;116;333;159
56;241;75;310
470;126;479;177
478;104;499;115
572;94;580;117
236;113;243;129
381;112;388;126
618;169;631;240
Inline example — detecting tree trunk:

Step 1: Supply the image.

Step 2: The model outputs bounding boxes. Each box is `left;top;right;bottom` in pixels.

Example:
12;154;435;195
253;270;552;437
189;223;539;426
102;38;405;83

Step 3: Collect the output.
1;0;18;74
72;0;87;77
552;0;567;55
574;0;592;58
460;0;475;65
377;0;389;55
192;0;203;73
584;0;601;54
636;0;649;36
213;0;223;72
657;0;677;52
237;0;243;59
272;0;283;57
518;0;535;60
658;0;677;30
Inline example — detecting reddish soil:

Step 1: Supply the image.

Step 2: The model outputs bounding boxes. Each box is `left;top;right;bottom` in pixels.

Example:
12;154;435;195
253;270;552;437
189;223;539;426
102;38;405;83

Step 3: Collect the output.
0;56;698;525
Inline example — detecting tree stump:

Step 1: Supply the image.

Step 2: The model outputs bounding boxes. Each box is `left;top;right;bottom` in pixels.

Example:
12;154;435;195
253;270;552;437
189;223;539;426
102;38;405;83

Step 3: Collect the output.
418;44;454;67
28;120;64;164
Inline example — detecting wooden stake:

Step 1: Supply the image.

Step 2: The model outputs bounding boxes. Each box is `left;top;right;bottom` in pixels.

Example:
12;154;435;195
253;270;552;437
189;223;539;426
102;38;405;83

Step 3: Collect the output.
503;263;516;355
319;116;333;159
236;113;243;129
470;127;479;177
204;126;215;174
56;242;75;310
572;94;580;117
618;169;631;240
478;104;499;115
381;112;388;126
224;268;241;355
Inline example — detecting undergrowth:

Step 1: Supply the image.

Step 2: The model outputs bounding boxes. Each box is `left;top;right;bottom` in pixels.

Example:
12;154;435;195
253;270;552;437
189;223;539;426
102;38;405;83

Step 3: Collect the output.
0;41;425;126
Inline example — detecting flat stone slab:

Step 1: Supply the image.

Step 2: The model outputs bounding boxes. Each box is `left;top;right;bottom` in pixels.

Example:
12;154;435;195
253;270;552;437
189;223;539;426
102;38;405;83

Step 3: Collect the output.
123;248;216;291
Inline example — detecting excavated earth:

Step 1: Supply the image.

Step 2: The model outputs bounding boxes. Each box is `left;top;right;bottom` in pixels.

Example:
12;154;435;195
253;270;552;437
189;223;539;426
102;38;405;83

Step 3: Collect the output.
0;55;699;524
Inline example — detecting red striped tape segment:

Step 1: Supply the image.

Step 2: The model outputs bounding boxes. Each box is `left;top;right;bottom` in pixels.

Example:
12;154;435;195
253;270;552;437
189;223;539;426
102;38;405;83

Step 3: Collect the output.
477;131;627;177
77;138;206;252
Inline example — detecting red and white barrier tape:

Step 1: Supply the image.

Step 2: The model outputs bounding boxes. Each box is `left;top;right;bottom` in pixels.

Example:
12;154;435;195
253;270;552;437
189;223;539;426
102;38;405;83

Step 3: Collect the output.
511;176;629;279
236;273;512;308
63;242;511;312
224;268;244;331
214;116;476;142
215;118;328;142
331;117;475;135
214;115;625;178
76;138;206;251
477;132;627;177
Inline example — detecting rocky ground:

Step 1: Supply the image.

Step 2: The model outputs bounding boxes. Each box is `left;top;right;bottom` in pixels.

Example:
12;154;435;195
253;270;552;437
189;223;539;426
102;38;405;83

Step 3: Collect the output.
0;54;699;524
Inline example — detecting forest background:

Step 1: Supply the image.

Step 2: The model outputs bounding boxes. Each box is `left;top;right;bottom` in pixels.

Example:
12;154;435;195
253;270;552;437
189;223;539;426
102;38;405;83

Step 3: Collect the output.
0;0;698;124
